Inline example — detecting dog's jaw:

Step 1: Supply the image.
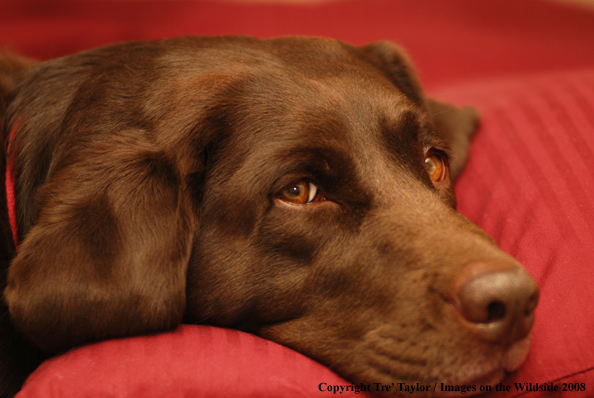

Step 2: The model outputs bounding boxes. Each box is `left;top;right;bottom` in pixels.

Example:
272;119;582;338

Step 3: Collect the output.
430;334;533;397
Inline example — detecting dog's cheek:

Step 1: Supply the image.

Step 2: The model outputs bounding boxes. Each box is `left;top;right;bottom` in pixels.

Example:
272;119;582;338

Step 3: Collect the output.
255;253;468;386
253;214;489;384
185;204;346;326
255;219;322;265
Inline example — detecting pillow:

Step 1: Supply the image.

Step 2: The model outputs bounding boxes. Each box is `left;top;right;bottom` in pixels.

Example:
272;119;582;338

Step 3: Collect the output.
17;69;594;397
16;325;371;398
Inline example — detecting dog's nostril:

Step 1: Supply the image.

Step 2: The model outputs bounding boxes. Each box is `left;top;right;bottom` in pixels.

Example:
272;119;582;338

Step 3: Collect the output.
453;262;539;343
486;301;506;322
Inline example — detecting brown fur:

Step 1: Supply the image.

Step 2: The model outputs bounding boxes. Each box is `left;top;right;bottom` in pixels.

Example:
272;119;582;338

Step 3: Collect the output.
0;36;537;397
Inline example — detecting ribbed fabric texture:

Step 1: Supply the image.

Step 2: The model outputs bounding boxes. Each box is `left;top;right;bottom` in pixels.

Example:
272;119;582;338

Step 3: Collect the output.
17;325;369;398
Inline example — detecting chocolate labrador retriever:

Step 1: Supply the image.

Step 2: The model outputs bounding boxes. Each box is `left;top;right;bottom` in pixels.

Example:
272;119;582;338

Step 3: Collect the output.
0;36;538;397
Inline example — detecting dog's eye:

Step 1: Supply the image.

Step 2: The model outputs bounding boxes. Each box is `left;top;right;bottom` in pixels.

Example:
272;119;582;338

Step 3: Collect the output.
279;181;324;205
425;153;446;183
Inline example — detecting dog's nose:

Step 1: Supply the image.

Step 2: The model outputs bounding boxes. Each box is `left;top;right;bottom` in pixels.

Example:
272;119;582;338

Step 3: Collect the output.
452;262;539;343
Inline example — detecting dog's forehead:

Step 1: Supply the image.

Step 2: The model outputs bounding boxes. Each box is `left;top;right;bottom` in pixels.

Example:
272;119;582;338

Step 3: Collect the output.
185;44;426;141
81;36;437;193
154;36;433;143
163;36;415;101
201;61;435;201
211;62;421;155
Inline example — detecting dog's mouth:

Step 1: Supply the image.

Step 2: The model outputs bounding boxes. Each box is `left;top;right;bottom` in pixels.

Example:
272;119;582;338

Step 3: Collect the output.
356;327;533;397
501;333;532;373
430;333;533;397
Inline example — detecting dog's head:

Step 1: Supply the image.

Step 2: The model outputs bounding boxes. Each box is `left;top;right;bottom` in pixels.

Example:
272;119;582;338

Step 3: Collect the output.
4;36;538;393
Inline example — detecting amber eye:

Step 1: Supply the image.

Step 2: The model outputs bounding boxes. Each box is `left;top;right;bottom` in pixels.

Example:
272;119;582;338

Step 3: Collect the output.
280;181;322;204
425;153;446;183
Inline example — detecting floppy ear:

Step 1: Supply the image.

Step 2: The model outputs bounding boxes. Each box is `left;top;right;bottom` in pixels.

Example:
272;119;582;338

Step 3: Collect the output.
426;99;480;180
356;41;480;180
4;133;195;353
355;40;425;106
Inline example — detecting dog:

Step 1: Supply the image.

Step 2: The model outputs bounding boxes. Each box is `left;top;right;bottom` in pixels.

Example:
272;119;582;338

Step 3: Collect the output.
0;36;539;397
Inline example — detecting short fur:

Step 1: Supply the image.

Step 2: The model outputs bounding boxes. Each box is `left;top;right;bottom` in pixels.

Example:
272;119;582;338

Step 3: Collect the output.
0;36;537;397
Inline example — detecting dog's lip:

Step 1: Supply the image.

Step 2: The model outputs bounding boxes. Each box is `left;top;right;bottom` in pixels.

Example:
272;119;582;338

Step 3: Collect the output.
469;368;506;389
453;333;533;393
424;333;533;398
501;332;532;372
363;328;533;393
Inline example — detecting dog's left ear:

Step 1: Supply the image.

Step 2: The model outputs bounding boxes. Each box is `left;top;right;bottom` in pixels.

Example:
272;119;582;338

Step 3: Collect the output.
355;41;480;180
355;41;425;107
426;99;480;180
